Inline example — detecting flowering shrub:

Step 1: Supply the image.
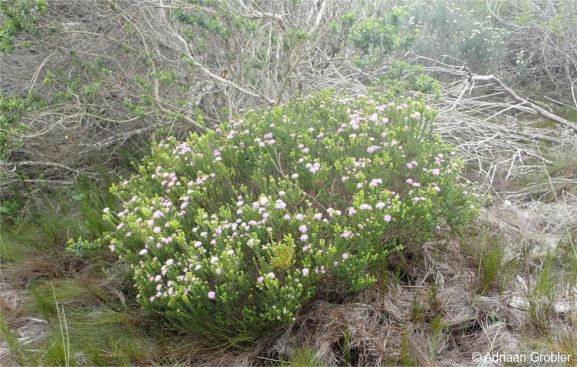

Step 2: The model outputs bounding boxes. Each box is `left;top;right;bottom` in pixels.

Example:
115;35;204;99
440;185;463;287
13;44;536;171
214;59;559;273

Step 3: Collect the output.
100;91;476;341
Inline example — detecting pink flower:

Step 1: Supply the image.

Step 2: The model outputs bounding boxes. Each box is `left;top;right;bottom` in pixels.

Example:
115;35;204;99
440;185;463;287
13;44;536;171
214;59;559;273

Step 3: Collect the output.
384;215;392;222
275;199;287;209
367;145;380;154
369;179;382;187
431;168;440;176
208;291;216;299
299;224;308;233
302;268;309;276
153;227;161;234
309;162;321;174
342;252;349;260
139;249;148;255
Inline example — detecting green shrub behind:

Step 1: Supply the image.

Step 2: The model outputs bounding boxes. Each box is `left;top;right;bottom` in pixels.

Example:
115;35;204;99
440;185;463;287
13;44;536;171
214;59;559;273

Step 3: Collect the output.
101;91;476;343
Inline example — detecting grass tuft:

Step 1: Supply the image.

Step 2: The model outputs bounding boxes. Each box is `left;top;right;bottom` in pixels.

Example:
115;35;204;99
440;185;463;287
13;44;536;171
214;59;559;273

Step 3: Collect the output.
527;254;556;334
283;347;324;367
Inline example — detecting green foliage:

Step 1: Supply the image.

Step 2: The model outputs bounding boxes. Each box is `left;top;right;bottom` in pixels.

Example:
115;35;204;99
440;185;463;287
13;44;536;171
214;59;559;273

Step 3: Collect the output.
0;0;46;52
0;199;19;218
0;94;29;158
349;6;415;65
375;60;441;99
329;11;356;35
409;0;508;73
350;7;411;54
284;29;309;49
155;69;176;86
173;1;259;48
101;91;476;343
66;237;99;257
